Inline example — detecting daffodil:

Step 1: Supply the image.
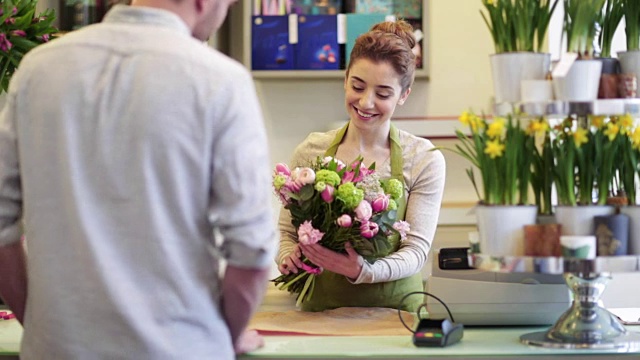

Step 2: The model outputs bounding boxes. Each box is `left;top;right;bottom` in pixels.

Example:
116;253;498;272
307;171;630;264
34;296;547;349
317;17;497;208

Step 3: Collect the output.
591;115;606;129
459;111;472;126
632;127;640;150
526;118;549;136
486;117;505;138
604;122;620;142
573;128;589;148
618;114;634;134
484;139;505;159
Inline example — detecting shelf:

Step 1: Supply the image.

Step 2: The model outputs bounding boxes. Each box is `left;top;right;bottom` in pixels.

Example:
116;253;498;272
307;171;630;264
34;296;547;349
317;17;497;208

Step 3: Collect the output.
494;99;640;117
251;69;430;80
228;0;429;79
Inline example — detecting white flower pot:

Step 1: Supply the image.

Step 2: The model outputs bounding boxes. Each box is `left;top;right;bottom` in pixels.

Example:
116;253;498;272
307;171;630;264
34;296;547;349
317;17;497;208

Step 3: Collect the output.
490;52;551;104
475;205;538;256
552;59;602;101
554;205;615;236
617;50;640;98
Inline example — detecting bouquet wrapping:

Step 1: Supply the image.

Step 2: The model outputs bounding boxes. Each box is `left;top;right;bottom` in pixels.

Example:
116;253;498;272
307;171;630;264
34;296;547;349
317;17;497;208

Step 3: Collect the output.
273;156;410;306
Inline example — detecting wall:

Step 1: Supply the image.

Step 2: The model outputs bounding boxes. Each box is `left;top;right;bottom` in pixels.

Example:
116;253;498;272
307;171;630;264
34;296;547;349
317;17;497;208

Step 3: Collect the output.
256;0;496;207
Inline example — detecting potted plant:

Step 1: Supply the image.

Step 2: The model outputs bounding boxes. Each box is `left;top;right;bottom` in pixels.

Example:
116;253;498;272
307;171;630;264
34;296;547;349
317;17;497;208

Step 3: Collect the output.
552;115;619;236
597;0;624;98
437;110;537;256
0;0;57;95
481;0;559;103
618;0;640;94
553;0;607;101
619;121;640;254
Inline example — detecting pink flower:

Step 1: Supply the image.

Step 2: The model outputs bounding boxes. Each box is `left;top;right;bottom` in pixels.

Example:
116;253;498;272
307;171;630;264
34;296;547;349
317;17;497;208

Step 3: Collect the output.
0;34;12;52
342;171;355;184
371;194;390;212
37;34;50;42
321;185;334;203
295;167;315;186
10;30;25;37
275;163;291;176
354;200;372;222
360;221;379;239
297;220;324;245
300;263;322;275
393;220;411;240
336;214;352;227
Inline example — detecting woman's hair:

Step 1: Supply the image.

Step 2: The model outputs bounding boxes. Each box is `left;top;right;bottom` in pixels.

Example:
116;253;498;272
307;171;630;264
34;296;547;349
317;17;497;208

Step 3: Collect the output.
347;19;417;91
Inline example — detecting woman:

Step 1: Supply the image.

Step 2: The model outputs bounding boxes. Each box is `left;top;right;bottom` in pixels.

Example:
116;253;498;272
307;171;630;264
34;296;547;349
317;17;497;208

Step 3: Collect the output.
276;19;446;312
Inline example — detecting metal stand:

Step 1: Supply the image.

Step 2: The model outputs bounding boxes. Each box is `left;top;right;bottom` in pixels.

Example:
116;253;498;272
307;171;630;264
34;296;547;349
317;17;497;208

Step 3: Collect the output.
469;255;640;350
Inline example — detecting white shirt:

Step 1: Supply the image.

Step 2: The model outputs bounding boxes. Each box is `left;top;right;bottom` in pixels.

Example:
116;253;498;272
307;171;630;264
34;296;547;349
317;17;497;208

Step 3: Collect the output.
0;6;275;359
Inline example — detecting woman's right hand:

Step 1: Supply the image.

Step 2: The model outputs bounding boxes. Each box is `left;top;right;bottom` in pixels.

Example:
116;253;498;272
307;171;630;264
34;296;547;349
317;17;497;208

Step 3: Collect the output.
278;244;304;275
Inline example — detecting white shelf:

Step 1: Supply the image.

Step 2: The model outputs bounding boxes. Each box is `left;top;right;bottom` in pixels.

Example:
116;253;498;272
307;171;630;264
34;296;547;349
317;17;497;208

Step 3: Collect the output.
494;99;640;117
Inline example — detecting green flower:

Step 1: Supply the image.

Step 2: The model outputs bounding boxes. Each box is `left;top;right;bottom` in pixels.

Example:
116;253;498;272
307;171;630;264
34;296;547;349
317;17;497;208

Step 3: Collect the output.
315;169;341;187
336;182;364;209
388;199;398;210
314;181;326;192
273;174;287;190
383;179;403;200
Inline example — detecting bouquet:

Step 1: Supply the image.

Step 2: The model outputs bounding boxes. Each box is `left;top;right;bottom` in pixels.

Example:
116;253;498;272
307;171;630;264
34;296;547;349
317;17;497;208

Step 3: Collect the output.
0;0;58;93
272;156;410;306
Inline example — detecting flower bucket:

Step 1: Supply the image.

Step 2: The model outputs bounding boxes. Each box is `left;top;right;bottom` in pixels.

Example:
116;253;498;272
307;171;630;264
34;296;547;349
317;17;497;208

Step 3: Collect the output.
617;50;640;98
475;205;538;256
554;205;615;236
490;52;551;103
552;59;603;101
619;206;640;255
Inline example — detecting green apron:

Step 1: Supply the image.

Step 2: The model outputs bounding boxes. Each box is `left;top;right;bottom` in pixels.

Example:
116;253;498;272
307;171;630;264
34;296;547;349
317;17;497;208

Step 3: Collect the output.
301;122;424;312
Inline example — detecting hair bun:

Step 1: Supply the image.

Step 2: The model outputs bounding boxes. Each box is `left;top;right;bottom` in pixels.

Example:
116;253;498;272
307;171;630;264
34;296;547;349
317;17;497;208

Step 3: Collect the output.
370;20;416;49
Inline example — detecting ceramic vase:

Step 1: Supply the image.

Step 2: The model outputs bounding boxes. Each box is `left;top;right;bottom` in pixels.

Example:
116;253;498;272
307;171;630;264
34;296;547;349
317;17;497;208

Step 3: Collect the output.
490;52;551;103
554;205;615;236
475;205;538;256
552;59;603;101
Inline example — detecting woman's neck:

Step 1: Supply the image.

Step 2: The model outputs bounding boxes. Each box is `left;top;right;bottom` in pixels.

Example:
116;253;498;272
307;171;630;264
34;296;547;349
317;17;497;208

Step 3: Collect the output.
343;121;391;151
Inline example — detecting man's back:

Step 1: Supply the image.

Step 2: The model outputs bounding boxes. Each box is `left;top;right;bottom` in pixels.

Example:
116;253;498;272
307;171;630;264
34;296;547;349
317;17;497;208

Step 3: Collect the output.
2;6;274;359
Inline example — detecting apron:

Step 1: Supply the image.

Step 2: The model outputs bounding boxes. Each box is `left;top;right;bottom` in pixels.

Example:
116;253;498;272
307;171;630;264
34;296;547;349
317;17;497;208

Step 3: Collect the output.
301;122;424;312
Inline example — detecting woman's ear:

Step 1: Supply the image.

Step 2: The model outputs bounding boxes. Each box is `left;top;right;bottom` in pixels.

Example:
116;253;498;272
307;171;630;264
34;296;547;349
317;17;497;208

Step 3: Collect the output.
398;88;411;105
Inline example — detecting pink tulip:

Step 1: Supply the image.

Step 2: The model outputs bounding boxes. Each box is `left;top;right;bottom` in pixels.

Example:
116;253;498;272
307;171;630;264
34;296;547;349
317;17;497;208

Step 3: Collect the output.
336;214;352;227
321;185;334;203
275;163;291;176
371;194;390;212
360;221;379;239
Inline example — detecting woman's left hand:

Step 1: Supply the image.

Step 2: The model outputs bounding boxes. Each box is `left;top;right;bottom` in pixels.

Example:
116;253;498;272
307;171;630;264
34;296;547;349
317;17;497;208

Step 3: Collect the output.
299;242;363;280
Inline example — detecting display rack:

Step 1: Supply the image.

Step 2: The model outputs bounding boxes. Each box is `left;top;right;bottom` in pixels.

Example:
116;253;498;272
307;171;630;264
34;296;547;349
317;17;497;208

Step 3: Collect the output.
469;253;640;350
494;99;640;117
226;0;430;79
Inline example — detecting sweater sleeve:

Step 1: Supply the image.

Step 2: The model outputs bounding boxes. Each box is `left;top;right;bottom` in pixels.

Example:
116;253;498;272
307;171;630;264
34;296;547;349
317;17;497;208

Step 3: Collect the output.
352;135;446;284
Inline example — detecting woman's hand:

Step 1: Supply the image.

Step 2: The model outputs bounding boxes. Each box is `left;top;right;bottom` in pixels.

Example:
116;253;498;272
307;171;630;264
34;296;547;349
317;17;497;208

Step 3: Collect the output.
278;244;304;275
299;242;363;280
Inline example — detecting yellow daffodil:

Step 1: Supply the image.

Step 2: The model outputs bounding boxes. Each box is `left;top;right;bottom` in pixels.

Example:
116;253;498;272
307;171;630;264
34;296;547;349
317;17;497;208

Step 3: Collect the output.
526;118;549;136
591;115;606;129
573;128;589;148
632;127;640;150
459;111;472;126
486;117;505;138
618;114;634;135
604;122;620;142
484;139;505;159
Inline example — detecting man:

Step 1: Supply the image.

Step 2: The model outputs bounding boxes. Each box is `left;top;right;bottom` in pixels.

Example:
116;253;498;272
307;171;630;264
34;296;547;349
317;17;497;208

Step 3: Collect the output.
0;0;276;358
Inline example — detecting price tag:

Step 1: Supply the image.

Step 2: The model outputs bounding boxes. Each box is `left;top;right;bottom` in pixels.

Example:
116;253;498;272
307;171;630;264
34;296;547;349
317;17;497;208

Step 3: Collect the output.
552;52;578;79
